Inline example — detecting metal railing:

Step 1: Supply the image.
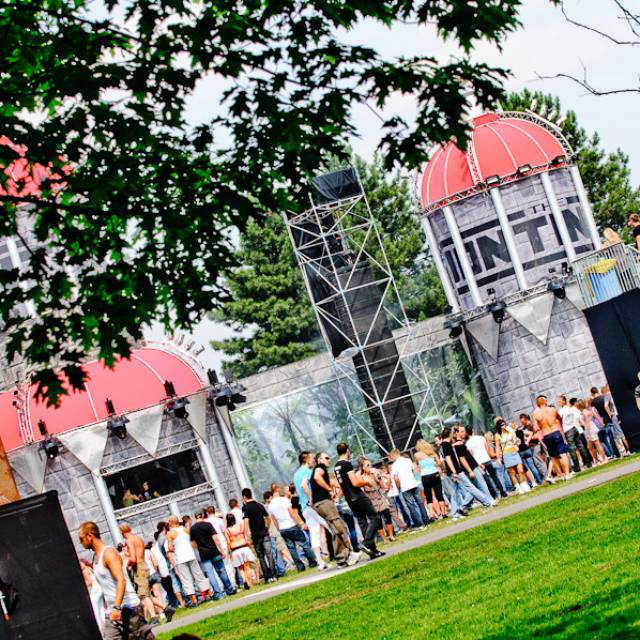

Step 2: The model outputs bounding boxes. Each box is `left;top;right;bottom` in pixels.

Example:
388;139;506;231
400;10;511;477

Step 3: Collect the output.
572;242;640;308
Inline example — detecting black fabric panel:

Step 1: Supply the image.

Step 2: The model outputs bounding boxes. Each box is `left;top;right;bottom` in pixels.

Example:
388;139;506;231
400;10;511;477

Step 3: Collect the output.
0;491;101;640
583;289;640;450
311;167;362;204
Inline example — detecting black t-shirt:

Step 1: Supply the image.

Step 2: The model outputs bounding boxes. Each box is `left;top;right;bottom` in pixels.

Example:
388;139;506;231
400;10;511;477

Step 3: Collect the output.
189;521;219;561
454;441;478;469
334;459;362;504
515;429;529;453
242;500;269;539
310;463;332;504
633;225;640;240
441;441;463;475
591;395;608;423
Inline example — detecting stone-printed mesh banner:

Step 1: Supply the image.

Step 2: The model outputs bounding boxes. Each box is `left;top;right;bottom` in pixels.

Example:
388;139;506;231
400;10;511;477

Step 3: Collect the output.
565;282;586;311
466;313;500;361
10;443;48;493
507;293;555;345
187;391;208;441
58;422;109;474
126;404;165;455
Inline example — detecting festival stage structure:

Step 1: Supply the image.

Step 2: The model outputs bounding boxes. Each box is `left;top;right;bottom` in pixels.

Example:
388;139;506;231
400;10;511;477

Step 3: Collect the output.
0;345;250;547
284;168;432;454
417;110;608;422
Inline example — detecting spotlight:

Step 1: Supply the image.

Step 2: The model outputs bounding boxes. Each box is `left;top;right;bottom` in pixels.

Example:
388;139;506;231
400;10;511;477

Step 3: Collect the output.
548;269;566;299
222;368;234;384
105;398;116;415
489;299;507;324
107;415;129;439
207;369;219;386
37;420;60;459
443;314;465;339
163;380;177;397
551;155;566;166
214;382;247;413
485;174;501;187
167;396;190;419
517;164;532;176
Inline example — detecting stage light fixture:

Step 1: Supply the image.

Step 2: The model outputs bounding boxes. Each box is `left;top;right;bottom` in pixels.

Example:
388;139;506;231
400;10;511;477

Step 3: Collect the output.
207;369;219;386
551;155;566;166
37;420;60;459
105;398;116;415
485;175;501;187
443;315;465;339
214;382;247;413
489;299;507;324
516;164;532;176
107;415;129;439
548;280;566;299
164;380;177;398
38;419;48;437
167;396;190;419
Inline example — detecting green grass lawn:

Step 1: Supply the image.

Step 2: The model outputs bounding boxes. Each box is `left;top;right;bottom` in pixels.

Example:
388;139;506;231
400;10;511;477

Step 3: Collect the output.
159;469;640;640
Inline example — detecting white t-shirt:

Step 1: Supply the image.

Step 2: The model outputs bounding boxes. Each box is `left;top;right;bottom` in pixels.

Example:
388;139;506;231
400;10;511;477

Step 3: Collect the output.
466;434;491;464
150;544;169;578
231;507;244;527
207;515;225;536
268;496;297;530
391;456;418;492
560;406;581;432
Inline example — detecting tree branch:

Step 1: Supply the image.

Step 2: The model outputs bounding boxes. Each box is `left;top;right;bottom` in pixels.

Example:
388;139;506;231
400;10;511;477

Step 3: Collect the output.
561;0;640;45
614;0;640;38
535;68;640;96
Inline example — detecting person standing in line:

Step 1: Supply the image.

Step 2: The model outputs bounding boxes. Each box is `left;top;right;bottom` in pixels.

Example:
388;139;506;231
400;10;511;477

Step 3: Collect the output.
494;419;530;495
150;532;180;612
190;510;237;598
532;395;573;481
263;491;290;576
579;399;607;464
514;423;542;487
602;384;630;455
120;522;161;623
334;442;384;559
519;414;547;482
414;440;448;519
166;515;213;607
464;428;507;500
485;431;512;493
439;427;480;518
155;522;185;609
78;522;147;639
381;462;411;528
558;396;591;472
224;513;256;590
294;451;330;570
590;387;620;459
241;488;277;583
389;449;429;528
453;425;497;504
268;484;318;571
358;456;396;544
311;451;361;566
228;498;244;524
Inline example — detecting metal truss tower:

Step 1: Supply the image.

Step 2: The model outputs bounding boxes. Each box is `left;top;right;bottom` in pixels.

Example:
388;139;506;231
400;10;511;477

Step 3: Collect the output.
283;166;435;454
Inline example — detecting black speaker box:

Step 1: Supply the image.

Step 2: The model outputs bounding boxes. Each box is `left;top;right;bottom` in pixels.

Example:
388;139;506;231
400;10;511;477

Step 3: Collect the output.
0;491;101;640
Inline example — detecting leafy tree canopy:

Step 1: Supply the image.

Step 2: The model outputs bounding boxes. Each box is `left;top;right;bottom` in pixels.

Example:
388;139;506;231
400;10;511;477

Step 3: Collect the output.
502;89;640;235
0;0;522;402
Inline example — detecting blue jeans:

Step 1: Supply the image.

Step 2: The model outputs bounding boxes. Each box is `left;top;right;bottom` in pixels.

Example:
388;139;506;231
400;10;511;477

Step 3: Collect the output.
392;494;412;527
280;525;317;571
520;450;542;484
271;536;287;577
200;556;235;596
601;424;620;458
470;468;494;503
453;472;492;510
402;487;429;526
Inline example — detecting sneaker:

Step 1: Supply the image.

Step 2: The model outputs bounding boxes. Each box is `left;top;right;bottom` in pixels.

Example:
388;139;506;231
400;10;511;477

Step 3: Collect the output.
359;543;376;557
149;617;160;626
346;551;362;566
185;601;196;609
244;583;251;590
317;564;328;571
371;551;386;559
164;606;176;622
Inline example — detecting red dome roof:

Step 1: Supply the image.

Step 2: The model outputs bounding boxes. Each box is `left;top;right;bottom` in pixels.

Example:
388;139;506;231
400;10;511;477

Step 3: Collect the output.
420;112;571;211
0;347;206;451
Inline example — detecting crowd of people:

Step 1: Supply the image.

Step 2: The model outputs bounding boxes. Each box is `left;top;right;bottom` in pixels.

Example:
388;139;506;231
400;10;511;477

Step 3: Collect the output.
77;383;631;639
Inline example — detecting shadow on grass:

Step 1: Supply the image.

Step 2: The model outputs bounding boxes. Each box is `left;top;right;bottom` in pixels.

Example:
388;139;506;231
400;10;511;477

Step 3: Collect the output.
481;579;640;640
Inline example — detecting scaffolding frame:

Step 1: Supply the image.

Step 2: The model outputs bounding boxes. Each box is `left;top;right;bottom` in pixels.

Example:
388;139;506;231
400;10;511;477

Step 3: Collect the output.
283;169;444;453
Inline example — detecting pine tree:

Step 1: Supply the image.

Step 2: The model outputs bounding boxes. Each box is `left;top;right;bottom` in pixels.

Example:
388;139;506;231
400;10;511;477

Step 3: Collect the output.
502;90;640;236
212;155;447;375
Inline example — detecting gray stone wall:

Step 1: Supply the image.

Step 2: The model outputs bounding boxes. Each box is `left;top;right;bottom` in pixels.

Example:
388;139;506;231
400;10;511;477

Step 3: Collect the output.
9;403;241;553
468;297;606;421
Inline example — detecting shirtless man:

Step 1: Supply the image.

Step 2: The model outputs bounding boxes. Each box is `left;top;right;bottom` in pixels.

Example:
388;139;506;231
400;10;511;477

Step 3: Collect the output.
120;522;169;622
532;395;572;481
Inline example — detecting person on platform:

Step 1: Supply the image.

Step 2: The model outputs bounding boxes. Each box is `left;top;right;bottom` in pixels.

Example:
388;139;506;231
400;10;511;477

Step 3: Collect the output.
334;442;384;559
78;521;148;640
166;515;212;607
628;213;640;251
311;451;360;567
121;488;140;508
190;510;236;598
140;481;161;502
532;395;573;481
241;488;277;583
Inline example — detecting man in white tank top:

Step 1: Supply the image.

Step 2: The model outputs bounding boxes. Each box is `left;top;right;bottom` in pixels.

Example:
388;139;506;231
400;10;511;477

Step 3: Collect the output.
78;521;148;640
166;515;212;606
